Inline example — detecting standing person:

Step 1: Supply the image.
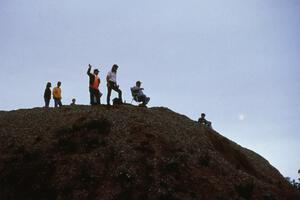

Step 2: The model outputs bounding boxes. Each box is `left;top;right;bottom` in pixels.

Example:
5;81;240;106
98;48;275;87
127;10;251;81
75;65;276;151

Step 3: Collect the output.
131;81;150;106
106;64;122;105
44;82;52;108
87;64;102;105
53;81;63;107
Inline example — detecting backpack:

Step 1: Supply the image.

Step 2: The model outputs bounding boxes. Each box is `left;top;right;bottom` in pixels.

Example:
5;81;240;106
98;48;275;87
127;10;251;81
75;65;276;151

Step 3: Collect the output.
113;98;123;105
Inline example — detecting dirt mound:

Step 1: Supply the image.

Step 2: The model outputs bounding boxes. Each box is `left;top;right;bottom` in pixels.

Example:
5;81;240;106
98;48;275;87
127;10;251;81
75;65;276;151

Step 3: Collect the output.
0;105;299;200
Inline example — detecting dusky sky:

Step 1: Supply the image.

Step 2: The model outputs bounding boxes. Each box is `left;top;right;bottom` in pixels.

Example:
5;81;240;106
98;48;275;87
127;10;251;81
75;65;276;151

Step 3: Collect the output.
0;0;299;179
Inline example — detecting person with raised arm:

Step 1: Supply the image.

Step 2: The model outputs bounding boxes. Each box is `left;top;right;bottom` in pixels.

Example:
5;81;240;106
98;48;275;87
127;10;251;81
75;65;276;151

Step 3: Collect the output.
87;64;102;105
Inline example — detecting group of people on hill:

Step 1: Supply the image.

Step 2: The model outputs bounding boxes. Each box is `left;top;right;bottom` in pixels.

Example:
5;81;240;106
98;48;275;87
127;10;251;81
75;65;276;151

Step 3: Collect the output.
43;64;151;108
44;81;64;108
43;64;212;128
87;64;123;106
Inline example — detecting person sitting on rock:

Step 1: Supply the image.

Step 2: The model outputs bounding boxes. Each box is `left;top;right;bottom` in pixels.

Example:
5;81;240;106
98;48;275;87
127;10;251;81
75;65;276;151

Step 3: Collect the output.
131;81;150;106
198;113;212;128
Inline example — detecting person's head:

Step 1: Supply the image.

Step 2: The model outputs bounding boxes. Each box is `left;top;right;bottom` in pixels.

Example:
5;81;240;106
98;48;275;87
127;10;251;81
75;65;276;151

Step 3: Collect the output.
201;113;206;118
57;81;61;87
72;98;76;103
46;82;51;88
94;69;99;75
136;81;142;87
112;64;119;72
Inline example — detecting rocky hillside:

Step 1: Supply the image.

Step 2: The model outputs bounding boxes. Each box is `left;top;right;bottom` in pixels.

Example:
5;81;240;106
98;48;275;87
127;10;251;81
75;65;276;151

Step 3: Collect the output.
0;105;299;200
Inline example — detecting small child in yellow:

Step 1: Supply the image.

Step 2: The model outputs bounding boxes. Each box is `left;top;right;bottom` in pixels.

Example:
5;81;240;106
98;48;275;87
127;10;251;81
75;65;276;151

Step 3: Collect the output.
53;81;62;107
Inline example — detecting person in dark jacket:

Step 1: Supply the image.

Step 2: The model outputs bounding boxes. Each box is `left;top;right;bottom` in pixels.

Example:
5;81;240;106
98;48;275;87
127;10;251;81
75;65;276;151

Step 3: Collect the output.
87;64;102;105
198;113;212;128
44;82;52;108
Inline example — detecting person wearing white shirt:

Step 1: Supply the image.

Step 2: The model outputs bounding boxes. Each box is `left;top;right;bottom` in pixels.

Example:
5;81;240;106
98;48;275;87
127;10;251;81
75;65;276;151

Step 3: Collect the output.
106;64;122;105
131;81;150;106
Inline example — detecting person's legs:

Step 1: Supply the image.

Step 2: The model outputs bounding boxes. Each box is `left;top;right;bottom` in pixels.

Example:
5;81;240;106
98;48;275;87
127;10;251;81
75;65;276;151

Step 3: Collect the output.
111;85;122;102
54;98;58;108
207;121;212;128
58;99;63;107
89;88;95;105
45;98;50;107
138;95;146;104
107;86;112;105
47;98;50;107
117;88;122;102
95;89;101;105
145;96;150;105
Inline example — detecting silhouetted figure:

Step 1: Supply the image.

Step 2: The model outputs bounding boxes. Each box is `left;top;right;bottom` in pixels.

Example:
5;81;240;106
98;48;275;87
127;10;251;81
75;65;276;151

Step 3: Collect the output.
198;113;212;128
131;81;150;106
87;64;102;105
112;97;123;106
44;82;52;108
70;98;76;106
106;64;122;105
53;81;63;107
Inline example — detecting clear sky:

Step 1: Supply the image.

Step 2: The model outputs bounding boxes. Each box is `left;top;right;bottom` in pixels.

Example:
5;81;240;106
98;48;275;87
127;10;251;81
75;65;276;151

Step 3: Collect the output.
0;0;299;179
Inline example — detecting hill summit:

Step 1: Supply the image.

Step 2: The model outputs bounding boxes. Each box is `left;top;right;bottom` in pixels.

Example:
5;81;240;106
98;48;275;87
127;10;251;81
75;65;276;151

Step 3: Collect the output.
0;105;299;200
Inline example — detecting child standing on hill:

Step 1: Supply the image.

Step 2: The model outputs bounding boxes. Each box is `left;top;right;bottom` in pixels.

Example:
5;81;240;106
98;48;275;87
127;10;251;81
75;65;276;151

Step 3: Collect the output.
44;82;52;108
53;81;63;108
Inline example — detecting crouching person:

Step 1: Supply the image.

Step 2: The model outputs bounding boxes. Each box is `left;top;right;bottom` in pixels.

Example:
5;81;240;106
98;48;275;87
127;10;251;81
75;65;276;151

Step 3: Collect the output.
131;81;150;106
198;113;212;128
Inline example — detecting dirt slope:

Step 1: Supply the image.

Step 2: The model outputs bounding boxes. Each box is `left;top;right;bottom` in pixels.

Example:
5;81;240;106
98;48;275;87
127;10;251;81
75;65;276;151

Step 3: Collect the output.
0;105;299;200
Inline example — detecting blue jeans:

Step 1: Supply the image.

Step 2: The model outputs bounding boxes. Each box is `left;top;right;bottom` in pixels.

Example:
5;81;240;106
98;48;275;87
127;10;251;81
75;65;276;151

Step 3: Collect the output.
138;95;150;105
89;88;102;105
54;98;62;107
107;81;122;105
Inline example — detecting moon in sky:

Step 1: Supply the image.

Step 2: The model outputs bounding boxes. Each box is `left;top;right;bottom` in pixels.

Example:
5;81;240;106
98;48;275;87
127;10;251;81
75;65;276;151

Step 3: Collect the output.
239;114;245;121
